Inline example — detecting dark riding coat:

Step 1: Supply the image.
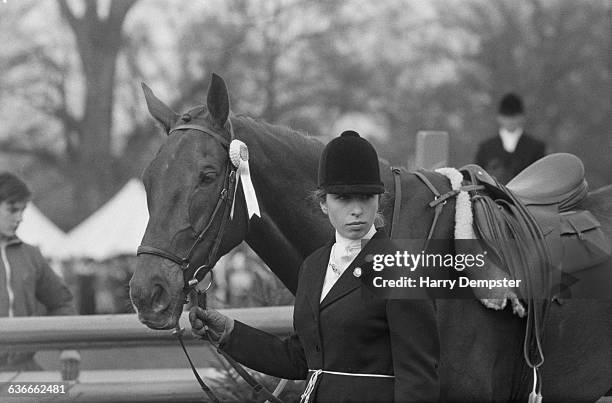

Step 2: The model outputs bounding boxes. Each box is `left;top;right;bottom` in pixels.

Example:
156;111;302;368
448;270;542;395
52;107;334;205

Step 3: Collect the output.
221;228;440;402
475;133;546;185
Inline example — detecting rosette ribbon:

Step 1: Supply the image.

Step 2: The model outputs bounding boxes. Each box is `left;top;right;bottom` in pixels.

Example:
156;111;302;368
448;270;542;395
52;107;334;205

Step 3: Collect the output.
229;139;260;219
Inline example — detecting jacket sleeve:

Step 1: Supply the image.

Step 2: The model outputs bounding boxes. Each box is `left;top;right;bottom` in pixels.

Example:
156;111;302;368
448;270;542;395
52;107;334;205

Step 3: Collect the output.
219;320;308;380
33;248;77;316
387;298;440;402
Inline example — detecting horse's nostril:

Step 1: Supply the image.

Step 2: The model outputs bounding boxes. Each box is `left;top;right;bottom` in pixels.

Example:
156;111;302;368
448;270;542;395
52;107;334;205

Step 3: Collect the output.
151;284;170;313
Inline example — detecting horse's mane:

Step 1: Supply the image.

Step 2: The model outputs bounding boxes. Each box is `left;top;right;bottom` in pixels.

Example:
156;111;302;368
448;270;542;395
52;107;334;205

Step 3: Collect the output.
232;114;324;156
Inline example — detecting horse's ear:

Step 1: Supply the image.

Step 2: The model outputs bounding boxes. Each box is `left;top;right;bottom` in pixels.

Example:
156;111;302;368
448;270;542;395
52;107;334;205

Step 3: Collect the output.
142;82;179;134
206;73;230;127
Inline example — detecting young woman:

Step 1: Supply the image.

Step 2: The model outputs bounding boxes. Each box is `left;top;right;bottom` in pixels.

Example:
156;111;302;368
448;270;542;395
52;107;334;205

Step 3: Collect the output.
190;131;440;402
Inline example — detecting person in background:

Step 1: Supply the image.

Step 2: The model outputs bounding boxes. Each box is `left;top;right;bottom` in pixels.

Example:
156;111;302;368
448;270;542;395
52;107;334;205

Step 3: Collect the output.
190;131;440;402
0;172;80;380
475;93;546;184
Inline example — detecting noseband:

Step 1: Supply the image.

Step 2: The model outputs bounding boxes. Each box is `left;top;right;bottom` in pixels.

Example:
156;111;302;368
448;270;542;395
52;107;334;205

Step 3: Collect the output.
137;114;237;294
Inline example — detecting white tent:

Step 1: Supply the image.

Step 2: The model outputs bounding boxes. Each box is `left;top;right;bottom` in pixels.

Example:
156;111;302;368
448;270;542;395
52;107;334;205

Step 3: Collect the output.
59;179;149;260
16;203;67;259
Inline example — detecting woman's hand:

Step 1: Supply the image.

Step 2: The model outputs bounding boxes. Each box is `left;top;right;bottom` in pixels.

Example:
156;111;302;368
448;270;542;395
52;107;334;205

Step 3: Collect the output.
189;306;235;343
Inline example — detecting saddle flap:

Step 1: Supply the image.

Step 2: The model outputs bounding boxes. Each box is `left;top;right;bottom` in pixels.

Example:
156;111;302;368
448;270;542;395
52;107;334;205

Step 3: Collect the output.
557;210;612;273
560;210;600;235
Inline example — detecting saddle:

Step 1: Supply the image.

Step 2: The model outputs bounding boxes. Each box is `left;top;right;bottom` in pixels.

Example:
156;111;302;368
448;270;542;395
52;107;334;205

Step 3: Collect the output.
506;153;588;210
463;153;611;277
407;154;610;390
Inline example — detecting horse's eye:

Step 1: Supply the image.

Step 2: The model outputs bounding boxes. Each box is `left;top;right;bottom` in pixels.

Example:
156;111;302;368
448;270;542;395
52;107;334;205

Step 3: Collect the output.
199;172;217;184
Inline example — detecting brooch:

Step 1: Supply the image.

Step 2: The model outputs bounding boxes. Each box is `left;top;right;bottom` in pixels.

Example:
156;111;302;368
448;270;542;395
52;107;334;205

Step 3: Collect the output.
329;262;342;276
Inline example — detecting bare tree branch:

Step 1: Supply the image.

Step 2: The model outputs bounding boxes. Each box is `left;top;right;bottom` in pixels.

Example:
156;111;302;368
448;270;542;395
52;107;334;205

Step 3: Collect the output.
57;0;79;31
0;141;62;168
108;0;138;30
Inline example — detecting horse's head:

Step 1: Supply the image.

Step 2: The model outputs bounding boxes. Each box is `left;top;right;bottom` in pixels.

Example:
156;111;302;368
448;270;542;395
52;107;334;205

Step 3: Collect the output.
130;74;249;329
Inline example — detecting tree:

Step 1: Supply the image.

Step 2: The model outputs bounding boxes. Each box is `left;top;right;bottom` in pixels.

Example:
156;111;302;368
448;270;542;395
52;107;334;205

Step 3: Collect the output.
431;0;612;186
0;0;139;227
57;0;138;220
170;0;350;131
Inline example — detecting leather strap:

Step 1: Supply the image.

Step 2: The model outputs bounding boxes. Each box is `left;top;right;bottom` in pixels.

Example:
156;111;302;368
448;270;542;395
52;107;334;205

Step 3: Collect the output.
414;170;441;199
413;170;483;249
413;170;445;250
469;176;549;383
390;167;402;239
217;348;285;403
173;326;221;403
414;167;549;396
194;292;285;403
136;245;185;267
169;124;230;148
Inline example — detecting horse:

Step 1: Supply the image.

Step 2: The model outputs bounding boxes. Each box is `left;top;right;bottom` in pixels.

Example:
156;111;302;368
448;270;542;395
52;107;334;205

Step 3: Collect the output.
129;74;612;402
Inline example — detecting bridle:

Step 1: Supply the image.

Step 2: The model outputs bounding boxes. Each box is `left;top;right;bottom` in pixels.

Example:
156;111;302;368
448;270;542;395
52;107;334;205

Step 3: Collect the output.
137;112;237;294
136;113;286;403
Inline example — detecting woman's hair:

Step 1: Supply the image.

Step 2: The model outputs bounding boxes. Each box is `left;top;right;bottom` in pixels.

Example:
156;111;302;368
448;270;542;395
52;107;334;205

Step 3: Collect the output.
310;189;388;227
0;172;31;204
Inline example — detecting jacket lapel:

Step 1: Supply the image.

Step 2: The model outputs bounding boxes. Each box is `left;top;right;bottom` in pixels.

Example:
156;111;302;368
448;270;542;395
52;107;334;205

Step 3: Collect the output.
302;240;333;319
320;228;387;310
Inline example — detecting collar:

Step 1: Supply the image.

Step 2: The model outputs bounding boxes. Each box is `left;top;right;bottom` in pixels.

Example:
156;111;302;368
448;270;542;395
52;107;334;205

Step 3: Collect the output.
0;236;22;248
334;225;377;249
498;128;524;153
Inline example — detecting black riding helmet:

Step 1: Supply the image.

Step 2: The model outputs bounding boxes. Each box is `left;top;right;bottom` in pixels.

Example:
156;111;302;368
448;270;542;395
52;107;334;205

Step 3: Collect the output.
318;130;384;194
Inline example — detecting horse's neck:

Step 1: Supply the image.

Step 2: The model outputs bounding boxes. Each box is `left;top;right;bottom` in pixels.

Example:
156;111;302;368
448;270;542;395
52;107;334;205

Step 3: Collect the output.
233;116;331;292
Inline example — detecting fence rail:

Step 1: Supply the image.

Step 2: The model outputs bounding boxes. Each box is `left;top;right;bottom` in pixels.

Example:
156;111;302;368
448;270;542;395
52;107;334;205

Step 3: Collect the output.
0;306;294;401
0;306;293;352
0;368;222;402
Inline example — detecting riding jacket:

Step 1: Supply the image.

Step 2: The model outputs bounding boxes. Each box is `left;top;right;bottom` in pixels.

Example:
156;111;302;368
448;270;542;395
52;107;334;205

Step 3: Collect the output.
475;132;546;185
0;237;76;369
221;228;440;402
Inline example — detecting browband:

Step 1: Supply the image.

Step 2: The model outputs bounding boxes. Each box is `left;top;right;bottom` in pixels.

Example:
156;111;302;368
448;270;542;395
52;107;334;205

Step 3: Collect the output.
169;124;230;148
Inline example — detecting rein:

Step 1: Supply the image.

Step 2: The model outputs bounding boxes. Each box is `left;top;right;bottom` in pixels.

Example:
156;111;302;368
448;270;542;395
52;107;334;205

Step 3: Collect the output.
137;115;285;403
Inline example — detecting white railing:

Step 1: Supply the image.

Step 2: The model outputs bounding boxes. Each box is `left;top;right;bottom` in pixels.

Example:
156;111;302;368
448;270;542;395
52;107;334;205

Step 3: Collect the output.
0;306;293;352
0;306;294;402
